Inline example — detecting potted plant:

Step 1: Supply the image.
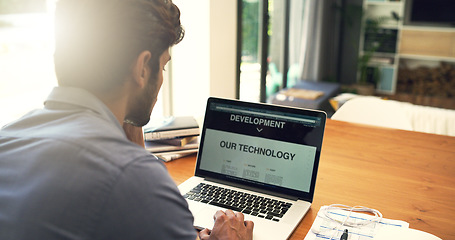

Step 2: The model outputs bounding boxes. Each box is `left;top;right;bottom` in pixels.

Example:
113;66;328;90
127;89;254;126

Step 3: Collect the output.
355;17;388;95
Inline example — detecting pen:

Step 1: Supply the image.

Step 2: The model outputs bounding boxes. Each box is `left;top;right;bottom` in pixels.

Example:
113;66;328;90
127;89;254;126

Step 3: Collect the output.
340;229;348;240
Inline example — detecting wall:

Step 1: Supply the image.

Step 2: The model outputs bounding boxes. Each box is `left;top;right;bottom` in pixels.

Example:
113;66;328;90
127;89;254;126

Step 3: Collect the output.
209;1;238;100
169;0;237;117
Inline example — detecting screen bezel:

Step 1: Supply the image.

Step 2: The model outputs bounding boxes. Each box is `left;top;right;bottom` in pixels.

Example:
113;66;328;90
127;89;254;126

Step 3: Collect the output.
194;97;326;202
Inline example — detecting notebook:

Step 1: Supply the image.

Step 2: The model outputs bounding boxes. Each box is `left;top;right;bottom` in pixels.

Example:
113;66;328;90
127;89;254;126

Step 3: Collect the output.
178;97;326;239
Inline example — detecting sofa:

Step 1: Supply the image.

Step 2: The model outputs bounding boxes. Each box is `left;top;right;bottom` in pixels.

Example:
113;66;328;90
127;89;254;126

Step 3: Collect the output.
331;96;455;137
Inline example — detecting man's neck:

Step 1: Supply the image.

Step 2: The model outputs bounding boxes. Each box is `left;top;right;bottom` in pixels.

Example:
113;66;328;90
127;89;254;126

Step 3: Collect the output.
91;88;129;126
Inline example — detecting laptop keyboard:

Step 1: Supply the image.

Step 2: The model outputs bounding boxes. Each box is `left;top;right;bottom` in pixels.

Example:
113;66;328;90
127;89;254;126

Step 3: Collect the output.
183;183;292;222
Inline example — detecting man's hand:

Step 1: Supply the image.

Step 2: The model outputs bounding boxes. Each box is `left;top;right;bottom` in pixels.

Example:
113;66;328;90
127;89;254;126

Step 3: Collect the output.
199;210;254;240
122;122;145;148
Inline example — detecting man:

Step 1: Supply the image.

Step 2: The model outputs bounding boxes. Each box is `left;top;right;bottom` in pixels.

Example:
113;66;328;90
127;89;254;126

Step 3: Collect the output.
0;0;253;239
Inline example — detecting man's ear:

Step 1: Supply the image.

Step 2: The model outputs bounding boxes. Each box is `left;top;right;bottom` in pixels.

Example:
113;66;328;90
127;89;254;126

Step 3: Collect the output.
132;50;152;88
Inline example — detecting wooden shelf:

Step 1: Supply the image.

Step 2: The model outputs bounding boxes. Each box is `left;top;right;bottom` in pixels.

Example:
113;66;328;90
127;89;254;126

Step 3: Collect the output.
359;0;455;96
399;54;455;63
399;29;455;58
365;0;402;6
401;25;455;32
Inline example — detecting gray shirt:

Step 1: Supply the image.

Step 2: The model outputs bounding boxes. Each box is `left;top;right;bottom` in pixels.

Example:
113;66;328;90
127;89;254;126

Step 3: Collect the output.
0;87;196;240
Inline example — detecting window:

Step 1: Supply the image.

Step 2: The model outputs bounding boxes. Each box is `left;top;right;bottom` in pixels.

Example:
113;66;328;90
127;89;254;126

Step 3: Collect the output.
238;0;299;103
0;0;165;127
0;0;55;127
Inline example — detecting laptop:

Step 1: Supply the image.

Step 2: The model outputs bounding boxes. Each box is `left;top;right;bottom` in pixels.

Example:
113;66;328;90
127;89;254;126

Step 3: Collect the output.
178;97;326;239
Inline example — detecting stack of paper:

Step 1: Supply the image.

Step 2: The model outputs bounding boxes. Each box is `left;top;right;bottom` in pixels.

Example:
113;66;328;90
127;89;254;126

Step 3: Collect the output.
305;206;409;240
144;116;200;161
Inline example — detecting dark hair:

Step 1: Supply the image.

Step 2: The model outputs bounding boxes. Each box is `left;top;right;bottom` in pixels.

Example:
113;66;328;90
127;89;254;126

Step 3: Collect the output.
54;0;184;92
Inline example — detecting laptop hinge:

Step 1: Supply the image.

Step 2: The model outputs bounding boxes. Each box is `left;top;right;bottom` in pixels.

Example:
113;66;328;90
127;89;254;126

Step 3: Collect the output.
204;177;300;201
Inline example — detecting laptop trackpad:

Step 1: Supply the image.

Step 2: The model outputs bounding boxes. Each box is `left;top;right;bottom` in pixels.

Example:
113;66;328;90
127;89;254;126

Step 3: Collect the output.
193;206;217;230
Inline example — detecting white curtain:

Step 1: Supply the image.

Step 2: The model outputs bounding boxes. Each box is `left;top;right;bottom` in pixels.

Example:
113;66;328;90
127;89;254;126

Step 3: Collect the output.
289;0;341;82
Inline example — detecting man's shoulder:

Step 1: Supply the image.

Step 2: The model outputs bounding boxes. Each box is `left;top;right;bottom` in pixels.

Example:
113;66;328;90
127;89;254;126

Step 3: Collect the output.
1;108;156;171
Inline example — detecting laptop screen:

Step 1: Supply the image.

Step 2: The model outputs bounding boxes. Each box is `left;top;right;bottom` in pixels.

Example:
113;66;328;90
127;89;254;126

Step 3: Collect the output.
195;97;326;201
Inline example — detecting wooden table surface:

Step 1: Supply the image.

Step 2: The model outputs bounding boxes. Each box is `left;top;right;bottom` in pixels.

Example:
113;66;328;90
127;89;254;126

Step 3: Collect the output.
164;119;455;240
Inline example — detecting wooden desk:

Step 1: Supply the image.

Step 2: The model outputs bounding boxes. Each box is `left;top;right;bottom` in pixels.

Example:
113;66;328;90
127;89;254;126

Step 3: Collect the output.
164;119;455;239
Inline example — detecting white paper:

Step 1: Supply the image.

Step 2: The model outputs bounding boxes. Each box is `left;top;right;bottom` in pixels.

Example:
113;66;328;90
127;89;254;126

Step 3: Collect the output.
373;226;442;240
304;206;409;240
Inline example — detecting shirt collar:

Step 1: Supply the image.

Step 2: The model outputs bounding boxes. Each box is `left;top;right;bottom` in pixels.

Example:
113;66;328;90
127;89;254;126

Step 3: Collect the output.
44;86;123;132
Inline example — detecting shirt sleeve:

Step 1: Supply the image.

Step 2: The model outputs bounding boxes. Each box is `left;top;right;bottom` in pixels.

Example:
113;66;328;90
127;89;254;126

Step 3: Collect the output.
93;156;197;240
